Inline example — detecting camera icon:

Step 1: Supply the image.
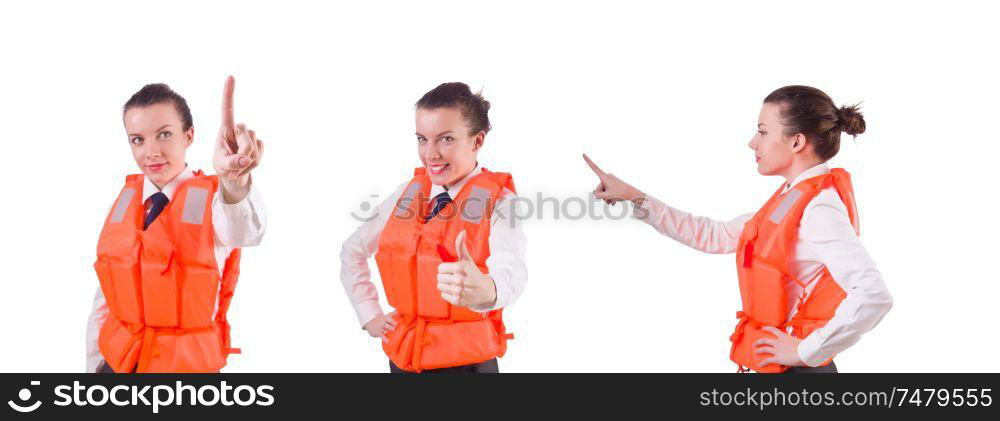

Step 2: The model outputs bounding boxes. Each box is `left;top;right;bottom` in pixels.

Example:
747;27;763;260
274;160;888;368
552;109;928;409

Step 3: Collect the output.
7;381;42;413
351;194;382;222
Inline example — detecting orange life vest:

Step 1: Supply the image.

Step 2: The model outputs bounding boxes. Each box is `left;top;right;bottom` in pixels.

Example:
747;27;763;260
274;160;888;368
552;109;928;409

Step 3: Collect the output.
729;168;860;373
375;167;516;372
95;170;241;373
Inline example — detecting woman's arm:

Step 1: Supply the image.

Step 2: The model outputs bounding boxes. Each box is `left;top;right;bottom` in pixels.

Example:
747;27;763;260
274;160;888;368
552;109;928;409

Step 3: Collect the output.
212;175;268;248
469;189;528;312
84;287;109;373
583;153;749;254
795;188;894;367
339;183;407;327
633;195;753;254
212;75;266;241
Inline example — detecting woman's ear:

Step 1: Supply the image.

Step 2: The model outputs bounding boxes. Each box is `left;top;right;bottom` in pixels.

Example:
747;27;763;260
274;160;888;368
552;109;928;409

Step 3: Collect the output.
790;133;808;154
472;131;485;152
184;127;195;148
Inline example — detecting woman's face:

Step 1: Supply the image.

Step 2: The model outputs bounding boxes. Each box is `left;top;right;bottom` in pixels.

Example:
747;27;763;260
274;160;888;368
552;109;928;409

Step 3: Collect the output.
416;107;483;186
124;102;193;187
748;102;801;176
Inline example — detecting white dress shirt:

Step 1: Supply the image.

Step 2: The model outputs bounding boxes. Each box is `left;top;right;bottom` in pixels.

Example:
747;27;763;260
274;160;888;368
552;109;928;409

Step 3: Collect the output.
84;166;268;372
340;164;528;328
633;163;893;367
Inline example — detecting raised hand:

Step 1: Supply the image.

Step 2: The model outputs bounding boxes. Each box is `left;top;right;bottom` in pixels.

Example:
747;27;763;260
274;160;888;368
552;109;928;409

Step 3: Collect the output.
436;231;497;309
583;153;644;205
213;76;264;202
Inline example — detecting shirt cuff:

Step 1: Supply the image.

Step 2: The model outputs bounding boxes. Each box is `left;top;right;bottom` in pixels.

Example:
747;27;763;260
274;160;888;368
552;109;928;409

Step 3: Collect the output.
219;184;257;218
355;299;384;328
631;194;664;224
796;333;829;368
214;181;267;247
469;276;505;313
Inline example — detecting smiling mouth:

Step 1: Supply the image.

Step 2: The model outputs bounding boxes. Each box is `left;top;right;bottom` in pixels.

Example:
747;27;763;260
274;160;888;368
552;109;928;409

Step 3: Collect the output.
428;163;450;175
147;162;168;172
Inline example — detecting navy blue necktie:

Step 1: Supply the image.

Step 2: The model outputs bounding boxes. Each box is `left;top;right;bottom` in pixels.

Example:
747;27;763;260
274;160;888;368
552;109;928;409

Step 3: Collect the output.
144;192;169;230
425;192;452;222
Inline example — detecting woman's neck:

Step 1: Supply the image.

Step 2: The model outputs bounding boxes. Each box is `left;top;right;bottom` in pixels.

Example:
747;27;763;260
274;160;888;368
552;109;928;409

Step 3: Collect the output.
152;165;187;190
444;162;478;190
780;158;823;187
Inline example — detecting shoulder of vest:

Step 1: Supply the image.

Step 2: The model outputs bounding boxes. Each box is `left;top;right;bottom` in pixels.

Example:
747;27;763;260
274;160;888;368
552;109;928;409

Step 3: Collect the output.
170;172;221;200
796;169;851;193
125;173;143;183
823;167;859;229
475;168;515;193
785;169;857;222
828;168;852;184
795;173;832;193
407;169;431;188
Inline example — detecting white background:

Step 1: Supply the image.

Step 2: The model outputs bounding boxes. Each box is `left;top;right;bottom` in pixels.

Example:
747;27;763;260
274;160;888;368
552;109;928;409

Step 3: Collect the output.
1;1;997;372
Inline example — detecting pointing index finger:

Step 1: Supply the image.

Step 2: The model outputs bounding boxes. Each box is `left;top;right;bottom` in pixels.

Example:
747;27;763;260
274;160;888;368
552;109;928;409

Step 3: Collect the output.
582;153;608;179
221;75;235;131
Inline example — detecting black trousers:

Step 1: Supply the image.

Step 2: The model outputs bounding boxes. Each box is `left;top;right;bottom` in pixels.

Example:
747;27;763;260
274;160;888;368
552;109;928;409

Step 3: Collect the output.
96;360;117;373
783;360;838;373
389;358;499;374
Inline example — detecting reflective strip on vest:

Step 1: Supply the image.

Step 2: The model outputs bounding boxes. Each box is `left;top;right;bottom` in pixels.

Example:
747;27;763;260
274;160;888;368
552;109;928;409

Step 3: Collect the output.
181;187;209;225
768;189;803;224
110;188;136;223
396;182;423;218
462;186;491;223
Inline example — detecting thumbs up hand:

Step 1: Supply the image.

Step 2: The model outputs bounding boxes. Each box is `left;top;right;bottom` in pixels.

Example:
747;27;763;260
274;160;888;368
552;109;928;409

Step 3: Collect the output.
437;230;497;309
583;153;645;206
213;76;265;203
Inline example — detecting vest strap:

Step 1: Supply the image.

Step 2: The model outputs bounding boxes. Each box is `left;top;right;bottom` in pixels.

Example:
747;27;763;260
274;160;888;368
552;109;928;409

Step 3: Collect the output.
742;240;755;269
730;304;838;372
729;311;760;345
388;313;512;373
389;314;457;373
120;322;218;373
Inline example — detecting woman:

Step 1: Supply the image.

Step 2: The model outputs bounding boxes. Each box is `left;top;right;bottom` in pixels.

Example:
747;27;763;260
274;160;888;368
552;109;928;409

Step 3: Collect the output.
85;77;267;373
584;85;893;373
340;82;527;373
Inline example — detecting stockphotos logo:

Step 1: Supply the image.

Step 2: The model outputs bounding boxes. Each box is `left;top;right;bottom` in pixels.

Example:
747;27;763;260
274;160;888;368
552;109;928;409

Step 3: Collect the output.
7;381;41;413
6;380;275;414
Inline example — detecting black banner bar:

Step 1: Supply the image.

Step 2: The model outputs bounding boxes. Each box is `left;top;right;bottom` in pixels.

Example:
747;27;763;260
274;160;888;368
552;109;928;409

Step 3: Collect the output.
3;374;998;418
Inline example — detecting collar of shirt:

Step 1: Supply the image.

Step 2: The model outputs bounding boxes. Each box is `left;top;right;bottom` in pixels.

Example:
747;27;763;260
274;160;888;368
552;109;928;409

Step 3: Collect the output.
781;162;830;194
429;163;483;198
142;164;194;208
